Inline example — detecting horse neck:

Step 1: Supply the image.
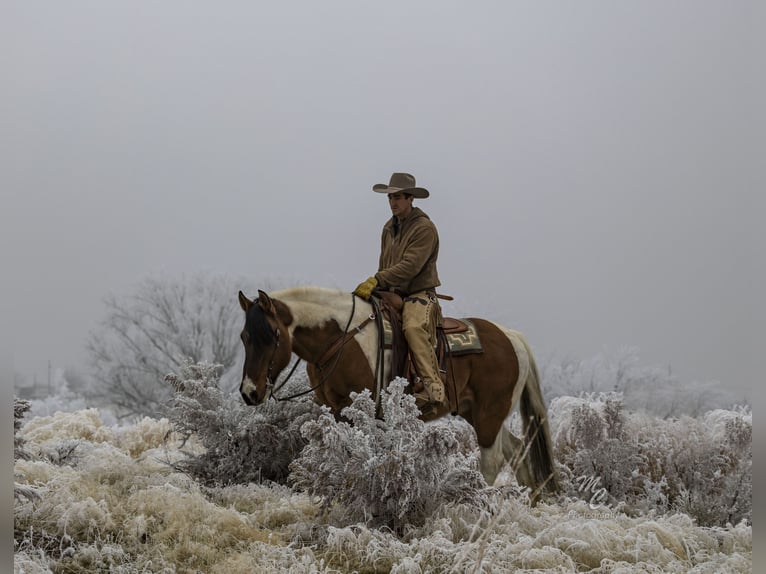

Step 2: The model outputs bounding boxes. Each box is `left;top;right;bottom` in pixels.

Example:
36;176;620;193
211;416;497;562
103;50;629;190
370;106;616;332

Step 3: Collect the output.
273;287;372;361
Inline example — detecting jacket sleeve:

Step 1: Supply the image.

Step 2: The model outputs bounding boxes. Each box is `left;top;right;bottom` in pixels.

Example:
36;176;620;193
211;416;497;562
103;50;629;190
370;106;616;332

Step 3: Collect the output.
375;225;437;288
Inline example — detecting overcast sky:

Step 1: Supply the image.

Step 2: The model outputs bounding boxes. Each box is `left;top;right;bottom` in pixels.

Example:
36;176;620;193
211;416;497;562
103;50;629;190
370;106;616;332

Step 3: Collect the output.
1;1;761;398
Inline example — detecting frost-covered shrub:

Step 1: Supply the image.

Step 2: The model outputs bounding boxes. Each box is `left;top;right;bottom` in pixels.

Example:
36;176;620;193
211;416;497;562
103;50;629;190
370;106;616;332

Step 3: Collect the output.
14;398;40;503
652;408;752;527
541;347;745;417
289;378;490;529
164;360;323;485
552;394;644;504
23;369;95;419
15;398;32;461
550;393;751;526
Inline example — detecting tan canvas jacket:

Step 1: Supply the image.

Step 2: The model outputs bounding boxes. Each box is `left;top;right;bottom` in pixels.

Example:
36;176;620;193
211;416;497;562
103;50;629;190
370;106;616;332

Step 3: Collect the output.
375;207;440;295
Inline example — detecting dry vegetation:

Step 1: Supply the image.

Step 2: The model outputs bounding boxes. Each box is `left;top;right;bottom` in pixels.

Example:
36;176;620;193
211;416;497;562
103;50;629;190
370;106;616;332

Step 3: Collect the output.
14;362;751;573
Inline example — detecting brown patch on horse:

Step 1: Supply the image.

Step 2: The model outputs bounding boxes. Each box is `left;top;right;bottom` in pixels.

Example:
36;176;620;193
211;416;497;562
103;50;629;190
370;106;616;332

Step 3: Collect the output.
291;322;374;414
423;318;518;446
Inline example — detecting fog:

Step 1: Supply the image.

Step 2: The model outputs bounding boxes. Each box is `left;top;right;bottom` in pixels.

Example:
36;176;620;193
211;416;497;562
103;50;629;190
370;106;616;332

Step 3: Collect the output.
2;1;761;398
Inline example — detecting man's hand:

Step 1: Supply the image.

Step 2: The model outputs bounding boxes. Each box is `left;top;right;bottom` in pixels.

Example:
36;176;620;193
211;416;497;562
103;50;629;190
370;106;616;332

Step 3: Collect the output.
353;276;378;300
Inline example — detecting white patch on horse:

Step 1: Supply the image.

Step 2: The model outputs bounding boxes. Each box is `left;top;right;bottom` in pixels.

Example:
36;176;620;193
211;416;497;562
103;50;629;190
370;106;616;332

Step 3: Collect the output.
241;375;257;396
352;319;391;383
490;322;530;408
272;286;382;379
479;428;506;486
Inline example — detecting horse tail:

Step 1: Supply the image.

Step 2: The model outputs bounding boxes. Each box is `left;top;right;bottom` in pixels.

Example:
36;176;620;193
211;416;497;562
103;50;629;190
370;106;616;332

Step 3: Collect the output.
519;337;559;494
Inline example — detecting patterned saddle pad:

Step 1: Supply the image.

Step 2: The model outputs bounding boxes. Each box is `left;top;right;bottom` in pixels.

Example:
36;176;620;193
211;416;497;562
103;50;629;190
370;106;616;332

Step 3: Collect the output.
382;317;483;355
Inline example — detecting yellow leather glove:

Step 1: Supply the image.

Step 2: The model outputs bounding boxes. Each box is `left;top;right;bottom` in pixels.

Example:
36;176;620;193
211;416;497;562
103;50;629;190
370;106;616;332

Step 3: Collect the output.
353;276;378;300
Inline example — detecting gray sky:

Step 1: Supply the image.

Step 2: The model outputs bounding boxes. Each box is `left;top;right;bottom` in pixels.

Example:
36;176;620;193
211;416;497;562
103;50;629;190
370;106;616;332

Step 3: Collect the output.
2;1;761;398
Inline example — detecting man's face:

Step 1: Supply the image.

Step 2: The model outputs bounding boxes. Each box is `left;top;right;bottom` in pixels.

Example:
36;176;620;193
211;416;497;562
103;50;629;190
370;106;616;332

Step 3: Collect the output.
388;192;413;218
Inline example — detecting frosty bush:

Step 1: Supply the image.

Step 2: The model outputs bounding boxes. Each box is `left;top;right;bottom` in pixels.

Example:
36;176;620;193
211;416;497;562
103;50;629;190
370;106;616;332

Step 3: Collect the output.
541;347;745;417
550;393;751;527
289;378;491;530
15;398;32;461
164;360;323;485
14;398;40;503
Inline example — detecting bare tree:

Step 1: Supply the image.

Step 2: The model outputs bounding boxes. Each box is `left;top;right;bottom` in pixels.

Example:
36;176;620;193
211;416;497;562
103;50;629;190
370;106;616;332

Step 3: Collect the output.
86;273;256;418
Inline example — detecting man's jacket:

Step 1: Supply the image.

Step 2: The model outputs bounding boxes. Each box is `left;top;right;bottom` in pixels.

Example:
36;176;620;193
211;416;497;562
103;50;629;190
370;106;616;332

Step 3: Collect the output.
375;207;440;295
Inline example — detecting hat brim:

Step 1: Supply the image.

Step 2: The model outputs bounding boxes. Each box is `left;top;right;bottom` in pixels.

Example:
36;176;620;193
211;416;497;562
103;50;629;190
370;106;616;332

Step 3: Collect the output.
372;184;429;198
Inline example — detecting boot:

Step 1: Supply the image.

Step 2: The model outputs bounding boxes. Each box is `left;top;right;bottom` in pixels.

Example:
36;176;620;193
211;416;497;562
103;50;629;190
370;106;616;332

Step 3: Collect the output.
414;378;446;411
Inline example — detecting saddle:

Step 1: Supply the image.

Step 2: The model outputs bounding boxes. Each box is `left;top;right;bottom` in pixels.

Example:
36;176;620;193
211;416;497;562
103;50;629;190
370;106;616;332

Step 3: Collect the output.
375;291;470;335
373;291;471;402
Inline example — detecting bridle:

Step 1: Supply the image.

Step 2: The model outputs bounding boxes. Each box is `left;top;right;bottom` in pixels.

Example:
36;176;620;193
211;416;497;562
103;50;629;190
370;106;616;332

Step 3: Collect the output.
263;326;304;401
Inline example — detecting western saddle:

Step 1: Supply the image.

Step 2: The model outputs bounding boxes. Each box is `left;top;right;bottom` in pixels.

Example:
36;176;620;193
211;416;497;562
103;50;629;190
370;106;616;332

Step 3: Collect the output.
373;290;468;402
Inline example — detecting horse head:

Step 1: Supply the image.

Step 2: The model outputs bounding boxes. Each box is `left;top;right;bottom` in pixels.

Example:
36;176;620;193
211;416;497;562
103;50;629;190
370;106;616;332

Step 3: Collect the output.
237;290;294;405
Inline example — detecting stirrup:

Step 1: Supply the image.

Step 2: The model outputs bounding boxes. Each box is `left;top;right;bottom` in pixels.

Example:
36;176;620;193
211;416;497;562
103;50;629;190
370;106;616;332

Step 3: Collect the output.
415;395;443;417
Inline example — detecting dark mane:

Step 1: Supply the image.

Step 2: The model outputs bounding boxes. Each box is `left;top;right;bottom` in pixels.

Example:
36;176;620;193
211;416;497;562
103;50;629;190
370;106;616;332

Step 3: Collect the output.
245;303;276;346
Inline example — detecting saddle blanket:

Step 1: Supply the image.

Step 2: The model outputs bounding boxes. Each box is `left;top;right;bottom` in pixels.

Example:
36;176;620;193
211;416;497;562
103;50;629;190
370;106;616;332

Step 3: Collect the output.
383;317;483;355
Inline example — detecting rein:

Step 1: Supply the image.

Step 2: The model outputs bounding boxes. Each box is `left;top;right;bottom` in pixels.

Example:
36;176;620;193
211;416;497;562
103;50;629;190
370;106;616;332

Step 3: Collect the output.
370;296;386;418
266;355;304;400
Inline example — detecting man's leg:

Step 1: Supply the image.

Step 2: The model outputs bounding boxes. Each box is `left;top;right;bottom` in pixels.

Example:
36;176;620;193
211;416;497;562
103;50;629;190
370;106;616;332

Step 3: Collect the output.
402;291;445;408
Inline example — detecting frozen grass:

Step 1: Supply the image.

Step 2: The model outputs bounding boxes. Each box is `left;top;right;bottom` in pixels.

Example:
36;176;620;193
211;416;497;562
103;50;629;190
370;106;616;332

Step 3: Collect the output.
15;364;751;573
549;394;751;527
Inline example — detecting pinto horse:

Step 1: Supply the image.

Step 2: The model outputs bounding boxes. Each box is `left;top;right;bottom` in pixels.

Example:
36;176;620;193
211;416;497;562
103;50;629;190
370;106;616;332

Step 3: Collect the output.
237;286;557;496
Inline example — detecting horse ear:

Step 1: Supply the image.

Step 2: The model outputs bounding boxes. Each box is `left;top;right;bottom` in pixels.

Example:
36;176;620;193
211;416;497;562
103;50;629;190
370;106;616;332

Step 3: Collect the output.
238;291;253;312
257;290;274;312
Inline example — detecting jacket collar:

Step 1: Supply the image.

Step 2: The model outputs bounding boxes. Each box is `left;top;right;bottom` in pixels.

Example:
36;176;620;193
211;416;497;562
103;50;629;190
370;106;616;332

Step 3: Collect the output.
390;206;425;228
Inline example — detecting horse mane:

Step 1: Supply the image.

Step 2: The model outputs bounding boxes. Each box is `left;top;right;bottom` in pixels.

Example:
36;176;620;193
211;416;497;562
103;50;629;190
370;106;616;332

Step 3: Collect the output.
271;286;368;332
244;304;277;346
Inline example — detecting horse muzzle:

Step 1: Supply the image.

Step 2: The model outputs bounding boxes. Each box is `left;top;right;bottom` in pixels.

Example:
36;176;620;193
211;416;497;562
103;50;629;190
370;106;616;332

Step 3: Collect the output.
241;390;259;406
240;376;273;405
241;376;265;405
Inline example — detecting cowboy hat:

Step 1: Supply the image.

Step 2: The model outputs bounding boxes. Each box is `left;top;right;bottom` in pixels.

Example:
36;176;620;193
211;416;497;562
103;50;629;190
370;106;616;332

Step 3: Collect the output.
372;172;429;198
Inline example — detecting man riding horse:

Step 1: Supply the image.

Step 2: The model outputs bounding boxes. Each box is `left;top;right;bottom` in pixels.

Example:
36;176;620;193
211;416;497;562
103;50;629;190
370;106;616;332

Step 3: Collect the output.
354;172;446;412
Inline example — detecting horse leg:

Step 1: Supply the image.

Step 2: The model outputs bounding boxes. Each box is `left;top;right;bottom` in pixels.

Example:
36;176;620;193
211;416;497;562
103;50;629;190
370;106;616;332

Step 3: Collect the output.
477;420;534;488
501;427;535;493
307;365;329;406
471;386;514;486
479;428;506;486
306;365;353;418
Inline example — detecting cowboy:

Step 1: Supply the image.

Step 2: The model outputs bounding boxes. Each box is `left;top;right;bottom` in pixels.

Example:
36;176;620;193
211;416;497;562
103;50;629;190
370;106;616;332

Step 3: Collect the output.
354;172;446;411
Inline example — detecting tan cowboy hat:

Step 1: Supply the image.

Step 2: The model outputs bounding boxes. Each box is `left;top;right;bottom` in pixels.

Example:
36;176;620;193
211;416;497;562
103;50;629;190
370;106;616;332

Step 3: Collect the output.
372;172;429;198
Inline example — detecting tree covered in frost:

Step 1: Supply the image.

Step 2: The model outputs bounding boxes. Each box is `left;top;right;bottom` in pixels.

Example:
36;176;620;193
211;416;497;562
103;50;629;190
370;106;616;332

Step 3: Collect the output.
550;392;751;527
86;273;262;418
289;378;492;530
164;360;323;485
